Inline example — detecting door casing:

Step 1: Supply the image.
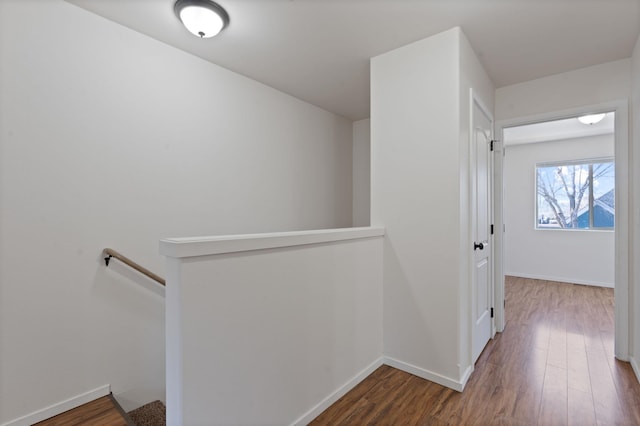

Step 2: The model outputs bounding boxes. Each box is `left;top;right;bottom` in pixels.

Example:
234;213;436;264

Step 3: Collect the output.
493;100;630;360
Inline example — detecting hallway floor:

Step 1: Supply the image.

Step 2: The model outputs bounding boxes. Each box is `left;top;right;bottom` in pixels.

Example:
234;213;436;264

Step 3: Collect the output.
310;276;640;425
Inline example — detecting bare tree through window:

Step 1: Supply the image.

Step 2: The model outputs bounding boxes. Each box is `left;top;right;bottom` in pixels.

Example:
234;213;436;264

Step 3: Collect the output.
536;160;614;229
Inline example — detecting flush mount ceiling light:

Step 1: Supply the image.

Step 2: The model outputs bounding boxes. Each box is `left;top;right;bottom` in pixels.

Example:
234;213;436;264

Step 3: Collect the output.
174;0;229;39
577;113;606;125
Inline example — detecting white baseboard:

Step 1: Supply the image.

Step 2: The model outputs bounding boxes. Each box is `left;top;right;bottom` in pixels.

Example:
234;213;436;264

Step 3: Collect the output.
631;356;640;385
505;272;614;288
1;385;111;426
459;364;474;391
291;357;384;426
383;357;464;392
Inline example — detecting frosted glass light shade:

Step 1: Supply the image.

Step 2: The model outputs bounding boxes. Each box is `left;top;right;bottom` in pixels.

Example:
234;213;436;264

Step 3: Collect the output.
175;0;229;39
577;113;606;125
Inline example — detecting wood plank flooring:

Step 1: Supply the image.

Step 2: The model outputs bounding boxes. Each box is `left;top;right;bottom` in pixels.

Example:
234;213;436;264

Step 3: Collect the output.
34;395;133;426
310;276;640;425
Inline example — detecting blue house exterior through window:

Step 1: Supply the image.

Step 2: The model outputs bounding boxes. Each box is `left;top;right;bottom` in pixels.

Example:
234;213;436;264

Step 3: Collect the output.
576;189;615;228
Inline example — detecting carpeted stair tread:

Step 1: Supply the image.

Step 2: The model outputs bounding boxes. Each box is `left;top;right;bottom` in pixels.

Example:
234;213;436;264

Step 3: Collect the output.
127;400;165;426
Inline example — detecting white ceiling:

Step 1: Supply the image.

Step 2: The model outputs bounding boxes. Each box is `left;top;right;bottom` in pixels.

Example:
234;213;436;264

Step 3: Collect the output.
65;0;640;121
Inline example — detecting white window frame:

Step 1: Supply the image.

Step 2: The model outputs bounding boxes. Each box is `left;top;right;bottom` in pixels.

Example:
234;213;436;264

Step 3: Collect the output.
535;157;615;231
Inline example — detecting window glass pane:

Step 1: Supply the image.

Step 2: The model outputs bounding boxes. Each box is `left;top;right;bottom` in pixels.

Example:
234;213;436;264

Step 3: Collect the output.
537;163;590;229
536;160;615;230
592;161;615;228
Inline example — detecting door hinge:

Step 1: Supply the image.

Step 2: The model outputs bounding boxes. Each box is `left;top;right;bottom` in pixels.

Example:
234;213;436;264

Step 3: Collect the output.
490;140;495;151
490;307;494;318
490;224;494;235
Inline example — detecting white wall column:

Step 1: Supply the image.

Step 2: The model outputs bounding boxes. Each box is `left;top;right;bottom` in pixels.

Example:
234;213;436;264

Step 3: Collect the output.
371;27;494;389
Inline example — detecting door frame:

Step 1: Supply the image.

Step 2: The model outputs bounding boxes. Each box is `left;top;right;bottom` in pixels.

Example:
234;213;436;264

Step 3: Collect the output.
470;89;496;363
494;100;630;361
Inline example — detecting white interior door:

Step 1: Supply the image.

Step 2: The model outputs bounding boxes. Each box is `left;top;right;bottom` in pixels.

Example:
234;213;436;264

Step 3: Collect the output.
471;97;493;363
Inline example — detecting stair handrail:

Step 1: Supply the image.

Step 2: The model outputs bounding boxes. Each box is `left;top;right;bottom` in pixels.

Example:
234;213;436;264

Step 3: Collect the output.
103;248;166;286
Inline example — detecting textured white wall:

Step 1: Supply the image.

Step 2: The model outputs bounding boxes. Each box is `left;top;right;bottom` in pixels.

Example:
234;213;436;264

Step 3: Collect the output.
504;135;615;287
0;0;353;423
352;119;371;226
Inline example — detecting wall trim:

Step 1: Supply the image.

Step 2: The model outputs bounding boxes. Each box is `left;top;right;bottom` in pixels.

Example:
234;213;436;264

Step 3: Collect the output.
383;357;464;392
160;226;385;259
459;364;474;391
291;355;472;425
291;357;384;426
1;385;110;426
505;272;614;288
631;356;640;384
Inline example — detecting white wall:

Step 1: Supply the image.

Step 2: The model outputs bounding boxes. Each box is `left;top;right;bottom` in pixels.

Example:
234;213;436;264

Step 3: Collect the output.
504;135;615;287
496;59;631;121
496;58;632;360
372;28;460;387
371;27;494;389
457;31;495;374
352;119;371;226
631;34;640;378
161;228;384;425
0;0;353;423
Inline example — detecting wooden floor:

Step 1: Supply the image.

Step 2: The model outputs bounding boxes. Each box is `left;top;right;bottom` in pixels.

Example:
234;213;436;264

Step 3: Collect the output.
310;276;640;425
35;395;133;426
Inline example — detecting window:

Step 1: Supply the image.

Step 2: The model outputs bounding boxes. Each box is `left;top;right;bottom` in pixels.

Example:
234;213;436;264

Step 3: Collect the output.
536;159;614;230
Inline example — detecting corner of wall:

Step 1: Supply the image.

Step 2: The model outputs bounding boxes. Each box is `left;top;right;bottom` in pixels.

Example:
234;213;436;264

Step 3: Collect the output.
0;386;111;426
631;32;640;366
457;26;496;380
383;357;467;392
631;355;640;384
352;118;371;227
372;26;471;387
